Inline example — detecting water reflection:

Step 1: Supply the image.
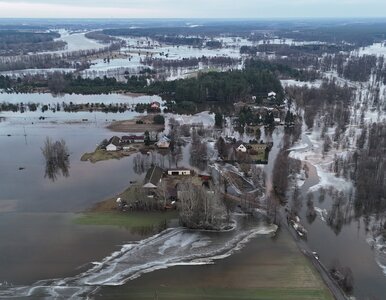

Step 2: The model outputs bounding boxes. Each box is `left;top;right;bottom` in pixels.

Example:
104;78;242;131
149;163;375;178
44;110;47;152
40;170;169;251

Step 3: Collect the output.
41;137;70;181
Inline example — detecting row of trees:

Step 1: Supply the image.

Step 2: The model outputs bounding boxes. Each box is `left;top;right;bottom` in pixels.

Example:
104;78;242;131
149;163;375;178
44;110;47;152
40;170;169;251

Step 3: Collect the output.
0;43;120;72
333;122;386;216
142;56;239;69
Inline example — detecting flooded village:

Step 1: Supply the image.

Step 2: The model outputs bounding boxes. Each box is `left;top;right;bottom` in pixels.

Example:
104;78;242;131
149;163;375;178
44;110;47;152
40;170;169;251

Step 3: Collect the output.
0;17;386;300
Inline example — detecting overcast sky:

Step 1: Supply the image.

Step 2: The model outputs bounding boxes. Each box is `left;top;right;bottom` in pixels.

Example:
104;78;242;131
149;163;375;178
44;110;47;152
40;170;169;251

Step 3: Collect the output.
0;0;385;18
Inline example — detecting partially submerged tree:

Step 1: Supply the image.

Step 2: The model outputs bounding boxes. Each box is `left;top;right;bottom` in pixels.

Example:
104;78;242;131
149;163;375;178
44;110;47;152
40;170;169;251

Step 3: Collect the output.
41;137;70;181
178;181;229;230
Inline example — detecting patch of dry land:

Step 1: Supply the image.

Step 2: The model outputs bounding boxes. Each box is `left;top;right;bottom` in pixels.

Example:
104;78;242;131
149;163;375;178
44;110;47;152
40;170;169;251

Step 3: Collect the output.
107;115;164;133
96;228;333;300
81;146;139;163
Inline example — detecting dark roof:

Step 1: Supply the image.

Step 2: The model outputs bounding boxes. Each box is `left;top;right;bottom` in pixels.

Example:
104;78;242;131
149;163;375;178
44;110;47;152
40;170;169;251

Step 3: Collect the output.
144;166;164;187
109;136;121;146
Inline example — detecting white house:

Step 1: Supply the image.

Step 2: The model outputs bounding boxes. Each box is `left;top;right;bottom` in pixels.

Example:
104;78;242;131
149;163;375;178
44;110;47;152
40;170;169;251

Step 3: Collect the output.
106;143;118;151
268;91;276;99
236;144;247;153
106;136;121;152
167;169;191;176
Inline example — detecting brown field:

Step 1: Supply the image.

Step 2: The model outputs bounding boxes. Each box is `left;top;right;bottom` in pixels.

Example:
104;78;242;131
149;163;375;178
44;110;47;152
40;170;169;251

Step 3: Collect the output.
107;115;164;133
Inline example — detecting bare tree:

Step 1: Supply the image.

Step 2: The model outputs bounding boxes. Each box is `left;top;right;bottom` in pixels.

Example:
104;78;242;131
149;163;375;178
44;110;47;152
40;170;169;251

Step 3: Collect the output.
178;181;229;230
41;137;70;181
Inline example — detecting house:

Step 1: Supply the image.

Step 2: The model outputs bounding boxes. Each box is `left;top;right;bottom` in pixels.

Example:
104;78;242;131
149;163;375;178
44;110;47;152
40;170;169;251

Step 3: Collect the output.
150;101;161;110
156;136;170;149
106;136;121;152
157;140;170;148
143;166;164;189
268;91;276;100
274;117;281;124
167;169;191;176
122;135;145;144
236;144;247;153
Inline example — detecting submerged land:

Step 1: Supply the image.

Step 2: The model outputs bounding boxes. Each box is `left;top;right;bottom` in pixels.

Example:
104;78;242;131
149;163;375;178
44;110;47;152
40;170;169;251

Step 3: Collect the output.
0;18;386;299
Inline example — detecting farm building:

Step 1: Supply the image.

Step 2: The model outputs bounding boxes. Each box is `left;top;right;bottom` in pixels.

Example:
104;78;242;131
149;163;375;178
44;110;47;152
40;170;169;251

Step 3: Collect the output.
167;169;191;176
122;135;145;144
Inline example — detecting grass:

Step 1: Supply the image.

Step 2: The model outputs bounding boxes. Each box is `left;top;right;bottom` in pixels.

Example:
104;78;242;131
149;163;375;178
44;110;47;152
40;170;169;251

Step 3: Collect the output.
102;288;332;300
75;211;178;231
249;144;267;162
80;149;127;163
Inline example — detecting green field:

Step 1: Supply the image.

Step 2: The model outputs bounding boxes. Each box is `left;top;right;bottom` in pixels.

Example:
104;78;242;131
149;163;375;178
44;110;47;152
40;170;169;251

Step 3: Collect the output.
80;149;126;163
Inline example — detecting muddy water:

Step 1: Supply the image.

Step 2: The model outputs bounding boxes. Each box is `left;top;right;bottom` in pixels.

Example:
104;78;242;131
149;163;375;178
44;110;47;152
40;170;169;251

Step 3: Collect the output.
288;133;386;299
0;94;163;286
0;213;144;285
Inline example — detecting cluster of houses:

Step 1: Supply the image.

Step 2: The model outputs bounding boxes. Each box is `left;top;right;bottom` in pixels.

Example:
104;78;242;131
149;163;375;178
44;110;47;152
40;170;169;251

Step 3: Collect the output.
104;133;171;152
105;135;146;151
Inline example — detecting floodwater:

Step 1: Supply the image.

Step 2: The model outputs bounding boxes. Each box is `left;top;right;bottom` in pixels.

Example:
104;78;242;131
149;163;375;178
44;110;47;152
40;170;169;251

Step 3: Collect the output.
0;93;164;287
288;132;386;299
53;30;106;54
0;93;274;298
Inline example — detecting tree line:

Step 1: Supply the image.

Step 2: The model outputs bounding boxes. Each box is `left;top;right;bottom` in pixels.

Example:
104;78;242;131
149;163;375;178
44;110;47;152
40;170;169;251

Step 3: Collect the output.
0;30;66;56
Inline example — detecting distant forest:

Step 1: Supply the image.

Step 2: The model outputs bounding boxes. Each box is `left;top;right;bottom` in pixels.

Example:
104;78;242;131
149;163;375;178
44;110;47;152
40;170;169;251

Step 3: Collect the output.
0;58;288;112
0;30;66;55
